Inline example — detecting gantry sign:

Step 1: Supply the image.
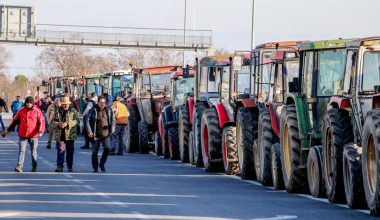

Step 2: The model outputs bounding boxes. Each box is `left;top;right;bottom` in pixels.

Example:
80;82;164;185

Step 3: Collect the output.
0;5;212;51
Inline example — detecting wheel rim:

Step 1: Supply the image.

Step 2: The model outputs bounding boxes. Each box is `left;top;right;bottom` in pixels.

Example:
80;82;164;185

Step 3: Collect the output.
325;127;333;188
125;125;130;150
254;141;260;178
203;124;209;160
367;134;377;196
223;134;228;169
237;120;244;169
310;156;317;190
194;120;199;159
283;123;291;178
179;118;184;156
344;156;352;199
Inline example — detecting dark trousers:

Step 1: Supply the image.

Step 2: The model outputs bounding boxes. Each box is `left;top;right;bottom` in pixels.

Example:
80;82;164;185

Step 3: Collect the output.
92;136;111;170
111;124;126;154
56;140;75;168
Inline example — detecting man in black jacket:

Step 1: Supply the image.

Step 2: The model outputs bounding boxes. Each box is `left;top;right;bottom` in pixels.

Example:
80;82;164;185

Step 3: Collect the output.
84;96;115;172
0;97;9;131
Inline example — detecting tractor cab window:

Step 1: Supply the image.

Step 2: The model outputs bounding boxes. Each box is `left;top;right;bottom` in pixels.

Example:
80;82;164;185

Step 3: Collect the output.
362;51;380;92
207;66;221;93
236;66;251;95
317;49;346;96
200;66;208;93
173;77;194;106
258;52;272;101
86;78;101;97
284;60;300;95
151;73;171;91
112;77;121;97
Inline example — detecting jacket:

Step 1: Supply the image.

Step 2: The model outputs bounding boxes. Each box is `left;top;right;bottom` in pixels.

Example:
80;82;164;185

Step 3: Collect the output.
11;100;23;114
0;98;8;113
112;101;129;125
46;103;58;124
84;105;115;139
52;107;80;141
7;105;45;138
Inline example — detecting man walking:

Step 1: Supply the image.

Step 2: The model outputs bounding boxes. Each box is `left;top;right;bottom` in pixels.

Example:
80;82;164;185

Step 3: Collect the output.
81;92;98;149
46;98;61;149
0;96;45;172
51;97;80;172
10;96;23;131
84;96;115;172
0;96;9;131
110;96;129;155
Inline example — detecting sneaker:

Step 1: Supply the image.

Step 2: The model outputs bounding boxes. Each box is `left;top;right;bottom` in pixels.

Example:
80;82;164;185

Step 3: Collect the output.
68;167;73;172
99;164;106;172
15;166;22;173
93;169;98;173
55;167;63;172
46;144;51;149
31;166;37;172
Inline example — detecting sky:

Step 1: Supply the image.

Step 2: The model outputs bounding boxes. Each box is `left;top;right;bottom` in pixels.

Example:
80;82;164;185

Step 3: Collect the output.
1;0;380;77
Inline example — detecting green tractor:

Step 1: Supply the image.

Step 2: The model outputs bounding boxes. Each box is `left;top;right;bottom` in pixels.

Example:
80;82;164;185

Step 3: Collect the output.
280;39;350;195
327;37;380;214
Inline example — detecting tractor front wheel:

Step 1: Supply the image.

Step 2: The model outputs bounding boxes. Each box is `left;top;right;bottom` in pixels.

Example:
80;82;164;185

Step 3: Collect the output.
138;121;149;154
222;126;240;175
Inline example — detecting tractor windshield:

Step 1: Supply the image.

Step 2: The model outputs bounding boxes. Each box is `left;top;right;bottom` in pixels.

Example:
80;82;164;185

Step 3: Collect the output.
317;49;347;96
85;78;101;97
362;51;380;92
143;73;171;91
112;76;122;97
173;77;194;105
236;66;251;94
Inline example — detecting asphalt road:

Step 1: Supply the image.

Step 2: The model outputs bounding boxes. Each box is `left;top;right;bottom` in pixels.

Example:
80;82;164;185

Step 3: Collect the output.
0;133;377;220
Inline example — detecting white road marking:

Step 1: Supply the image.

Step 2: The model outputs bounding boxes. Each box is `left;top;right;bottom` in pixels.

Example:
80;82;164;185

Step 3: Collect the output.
249;215;297;220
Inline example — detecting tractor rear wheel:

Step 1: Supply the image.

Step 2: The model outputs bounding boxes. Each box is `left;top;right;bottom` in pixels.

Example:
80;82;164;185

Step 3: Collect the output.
138;121;149;154
169;128;180;160
179;106;190;163
188;131;195;165
343;144;366;209
256;109;277;186
222;126;240;175
192;102;207;167
307;146;325;198
271;143;284;190
125;106;139;153
154;131;163;156
280;105;308;193
362;109;380;216
323;108;353;203
236;107;257;180
201;108;223;172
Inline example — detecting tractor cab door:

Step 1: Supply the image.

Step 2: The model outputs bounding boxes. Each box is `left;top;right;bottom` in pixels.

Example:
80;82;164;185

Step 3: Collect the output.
256;52;273;105
220;66;234;120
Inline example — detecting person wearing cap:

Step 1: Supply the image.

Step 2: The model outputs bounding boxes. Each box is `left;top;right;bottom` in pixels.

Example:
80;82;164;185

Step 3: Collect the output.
46;98;61;149
51;97;80;172
0;96;45;173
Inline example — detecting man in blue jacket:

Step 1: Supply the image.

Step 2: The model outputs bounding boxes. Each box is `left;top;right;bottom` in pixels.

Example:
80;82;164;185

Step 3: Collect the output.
11;96;23;131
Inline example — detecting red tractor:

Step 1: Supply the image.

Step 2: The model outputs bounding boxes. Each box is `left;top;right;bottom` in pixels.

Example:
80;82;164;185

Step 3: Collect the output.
156;67;195;160
126;66;180;154
178;55;232;170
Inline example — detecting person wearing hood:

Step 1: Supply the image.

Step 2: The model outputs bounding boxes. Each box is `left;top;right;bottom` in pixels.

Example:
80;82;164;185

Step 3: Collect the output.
0;96;45;173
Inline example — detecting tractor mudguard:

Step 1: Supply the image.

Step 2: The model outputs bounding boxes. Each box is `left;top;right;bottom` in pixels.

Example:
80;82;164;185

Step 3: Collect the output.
268;103;280;137
187;97;195;125
162;105;175;127
212;103;229;128
329;96;351;109
236;98;257;109
158;113;164;138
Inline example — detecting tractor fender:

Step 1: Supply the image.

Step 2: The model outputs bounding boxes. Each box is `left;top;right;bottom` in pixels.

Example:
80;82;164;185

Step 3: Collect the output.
187;97;195;125
268;103;280;137
329;96;351;109
236;98;257;109
212;103;229;129
162;105;175;127
285;93;296;105
158;113;164;138
372;94;380;109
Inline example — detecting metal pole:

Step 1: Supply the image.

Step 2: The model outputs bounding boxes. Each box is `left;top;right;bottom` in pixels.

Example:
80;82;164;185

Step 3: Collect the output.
183;0;187;66
250;0;255;50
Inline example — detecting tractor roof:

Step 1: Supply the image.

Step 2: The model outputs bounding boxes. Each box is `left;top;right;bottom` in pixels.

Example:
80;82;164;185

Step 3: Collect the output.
143;66;181;75
300;39;350;51
171;69;195;79
49;76;80;80
255;41;303;50
200;54;233;67
270;48;299;62
346;36;380;47
82;73;107;79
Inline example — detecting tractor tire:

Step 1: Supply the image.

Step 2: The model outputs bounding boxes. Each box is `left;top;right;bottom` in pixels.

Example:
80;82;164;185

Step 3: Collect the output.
138;121;149;154
322;108;353;203
201;108;224;172
154;131;163;156
271;143;285;190
362;109;380;216
307;146;325;198
280;105;308;193
125;106;139;153
168;128;180;160
161;113;170;159
222;126;240;175
188;131;195;165
256;109;277;186
236;107;257;180
343;144;366;209
192;102;207;167
179;106;190;163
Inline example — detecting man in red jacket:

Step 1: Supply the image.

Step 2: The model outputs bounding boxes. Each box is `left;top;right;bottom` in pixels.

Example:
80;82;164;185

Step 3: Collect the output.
1;96;45;172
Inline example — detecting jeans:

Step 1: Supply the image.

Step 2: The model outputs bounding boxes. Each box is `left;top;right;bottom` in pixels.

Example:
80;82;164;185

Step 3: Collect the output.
56;140;75;168
0;113;5;130
17;138;38;168
92;136;111;170
47;126;56;145
111;125;126;154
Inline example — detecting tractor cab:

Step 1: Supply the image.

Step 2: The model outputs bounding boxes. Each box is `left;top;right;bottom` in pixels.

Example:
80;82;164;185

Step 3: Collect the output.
170;67;195;111
47;76;83;99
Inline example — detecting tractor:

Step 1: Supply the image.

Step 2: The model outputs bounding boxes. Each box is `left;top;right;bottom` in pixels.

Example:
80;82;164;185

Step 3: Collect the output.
155;66;195;160
126;66;179;154
279;39;350;196
179;55;231;170
324;37;380;214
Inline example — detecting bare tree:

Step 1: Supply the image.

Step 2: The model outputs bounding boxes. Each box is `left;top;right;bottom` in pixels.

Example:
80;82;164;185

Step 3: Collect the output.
0;46;12;75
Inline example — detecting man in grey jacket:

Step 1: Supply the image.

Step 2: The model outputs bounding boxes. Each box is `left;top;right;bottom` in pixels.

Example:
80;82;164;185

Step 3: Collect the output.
84;96;115;173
